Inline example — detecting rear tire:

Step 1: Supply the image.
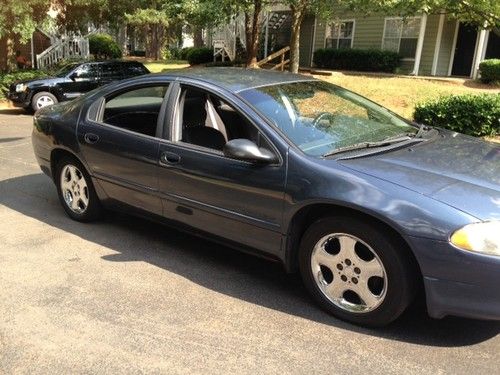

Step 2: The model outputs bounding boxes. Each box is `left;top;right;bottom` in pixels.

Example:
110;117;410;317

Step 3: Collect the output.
299;216;416;327
31;92;58;112
55;156;102;222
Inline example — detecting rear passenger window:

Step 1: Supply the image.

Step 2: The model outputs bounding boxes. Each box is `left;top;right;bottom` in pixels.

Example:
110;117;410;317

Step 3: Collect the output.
101;85;169;137
123;64;149;76
101;63;123;80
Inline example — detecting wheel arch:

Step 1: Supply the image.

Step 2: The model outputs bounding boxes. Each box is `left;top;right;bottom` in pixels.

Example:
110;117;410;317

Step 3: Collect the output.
50;148;87;182
284;203;423;285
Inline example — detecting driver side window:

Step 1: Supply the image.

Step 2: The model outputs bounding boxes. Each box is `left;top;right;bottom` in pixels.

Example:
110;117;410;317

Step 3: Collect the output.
177;86;270;152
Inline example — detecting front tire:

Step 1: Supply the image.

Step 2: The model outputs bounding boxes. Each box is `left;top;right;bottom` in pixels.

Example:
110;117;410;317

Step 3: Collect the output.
55;156;102;222
299;216;416;327
31;92;58;112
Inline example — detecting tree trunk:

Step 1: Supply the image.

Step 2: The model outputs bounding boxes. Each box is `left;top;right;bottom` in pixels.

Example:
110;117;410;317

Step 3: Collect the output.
245;0;262;67
193;26;204;48
289;5;306;74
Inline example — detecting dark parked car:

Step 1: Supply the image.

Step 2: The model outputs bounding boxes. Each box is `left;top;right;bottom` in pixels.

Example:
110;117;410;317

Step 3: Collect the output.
8;60;149;112
32;68;500;327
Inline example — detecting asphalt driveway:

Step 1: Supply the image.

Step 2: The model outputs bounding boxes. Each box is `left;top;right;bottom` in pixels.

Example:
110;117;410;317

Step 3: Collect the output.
0;109;499;374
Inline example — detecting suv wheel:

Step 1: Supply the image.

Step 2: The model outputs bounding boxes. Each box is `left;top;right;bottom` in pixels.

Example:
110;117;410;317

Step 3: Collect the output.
32;92;58;111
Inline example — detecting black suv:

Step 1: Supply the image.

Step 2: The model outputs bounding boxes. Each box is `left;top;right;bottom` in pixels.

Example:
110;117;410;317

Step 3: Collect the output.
8;61;149;112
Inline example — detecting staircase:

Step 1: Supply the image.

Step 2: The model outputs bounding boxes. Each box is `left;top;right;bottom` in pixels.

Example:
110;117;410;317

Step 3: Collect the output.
211;14;246;61
37;34;90;70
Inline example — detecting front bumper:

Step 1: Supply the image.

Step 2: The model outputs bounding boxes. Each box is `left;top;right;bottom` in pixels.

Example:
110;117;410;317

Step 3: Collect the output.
408;236;500;320
7;91;30;108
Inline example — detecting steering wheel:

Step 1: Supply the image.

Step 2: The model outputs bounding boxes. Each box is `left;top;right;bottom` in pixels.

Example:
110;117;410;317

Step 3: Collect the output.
312;112;337;129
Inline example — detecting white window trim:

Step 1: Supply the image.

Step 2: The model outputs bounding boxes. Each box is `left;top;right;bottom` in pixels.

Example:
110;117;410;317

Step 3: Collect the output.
324;19;356;49
381;16;422;61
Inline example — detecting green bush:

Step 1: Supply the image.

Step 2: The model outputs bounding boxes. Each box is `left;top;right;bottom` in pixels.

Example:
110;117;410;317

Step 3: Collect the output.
180;47;195;60
414;94;500;137
313;48;401;73
0;70;49;100
89;33;122;59
186;47;213;65
479;59;500;84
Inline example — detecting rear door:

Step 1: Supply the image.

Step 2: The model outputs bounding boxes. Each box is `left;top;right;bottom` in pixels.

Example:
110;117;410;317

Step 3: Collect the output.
78;81;172;214
99;62;125;86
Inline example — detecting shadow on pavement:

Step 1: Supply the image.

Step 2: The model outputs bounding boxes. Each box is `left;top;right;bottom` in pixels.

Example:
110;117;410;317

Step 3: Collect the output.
0;108;30;116
1;172;499;347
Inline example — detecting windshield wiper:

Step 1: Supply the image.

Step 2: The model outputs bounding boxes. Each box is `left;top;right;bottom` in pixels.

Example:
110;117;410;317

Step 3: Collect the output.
323;136;422;158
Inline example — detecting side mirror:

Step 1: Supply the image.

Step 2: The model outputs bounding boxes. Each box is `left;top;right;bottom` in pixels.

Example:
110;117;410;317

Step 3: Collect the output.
69;72;77;81
223;139;277;164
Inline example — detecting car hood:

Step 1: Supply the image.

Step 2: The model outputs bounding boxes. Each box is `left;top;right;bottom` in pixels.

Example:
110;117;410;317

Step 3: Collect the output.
339;131;500;221
12;77;62;88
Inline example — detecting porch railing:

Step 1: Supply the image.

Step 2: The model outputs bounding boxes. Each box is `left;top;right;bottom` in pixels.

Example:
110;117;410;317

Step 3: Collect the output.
37;36;90;70
256;46;290;71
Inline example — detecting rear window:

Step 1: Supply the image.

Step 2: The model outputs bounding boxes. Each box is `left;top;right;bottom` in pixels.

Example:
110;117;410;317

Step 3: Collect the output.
123;64;149;76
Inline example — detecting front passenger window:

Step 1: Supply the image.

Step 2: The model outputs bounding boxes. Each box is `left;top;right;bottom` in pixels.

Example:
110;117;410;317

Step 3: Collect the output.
178;87;269;152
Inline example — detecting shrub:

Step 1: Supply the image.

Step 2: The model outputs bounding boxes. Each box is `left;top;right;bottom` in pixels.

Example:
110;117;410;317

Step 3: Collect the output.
0;70;49;100
89;33;122;59
313;48;401;73
186;47;213;65
479;59;500;84
180;47;195;60
414;94;500;137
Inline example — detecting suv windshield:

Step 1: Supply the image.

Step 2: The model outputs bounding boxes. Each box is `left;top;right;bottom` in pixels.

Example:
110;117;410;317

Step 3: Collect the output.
240;81;417;156
55;63;81;78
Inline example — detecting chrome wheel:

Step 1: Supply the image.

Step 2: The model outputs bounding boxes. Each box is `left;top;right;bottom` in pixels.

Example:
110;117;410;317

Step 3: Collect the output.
35;95;55;109
311;233;387;313
60;165;89;214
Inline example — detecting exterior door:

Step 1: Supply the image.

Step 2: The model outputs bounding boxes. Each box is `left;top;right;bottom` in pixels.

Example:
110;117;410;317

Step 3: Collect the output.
452;24;478;76
60;63;100;100
157;84;287;256
77;83;171;215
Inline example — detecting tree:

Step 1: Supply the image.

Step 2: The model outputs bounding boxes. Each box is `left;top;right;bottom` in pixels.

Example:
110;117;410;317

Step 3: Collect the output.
0;1;50;41
126;6;170;59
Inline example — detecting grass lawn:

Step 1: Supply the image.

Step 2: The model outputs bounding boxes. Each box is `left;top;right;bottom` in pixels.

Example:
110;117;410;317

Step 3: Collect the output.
315;72;500;119
125;57;189;73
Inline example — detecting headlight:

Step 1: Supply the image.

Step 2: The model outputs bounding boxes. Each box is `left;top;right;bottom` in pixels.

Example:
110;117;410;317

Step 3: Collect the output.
450;221;500;256
15;83;27;93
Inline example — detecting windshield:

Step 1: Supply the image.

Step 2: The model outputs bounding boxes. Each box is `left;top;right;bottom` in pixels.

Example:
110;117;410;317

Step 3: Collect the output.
240;81;417;156
55;63;81;78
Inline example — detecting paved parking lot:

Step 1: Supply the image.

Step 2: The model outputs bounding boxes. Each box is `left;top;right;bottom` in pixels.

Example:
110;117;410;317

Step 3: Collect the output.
0;109;499;374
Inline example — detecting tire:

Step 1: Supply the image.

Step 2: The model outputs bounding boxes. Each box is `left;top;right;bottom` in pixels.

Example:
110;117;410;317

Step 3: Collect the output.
31;92;58;112
299;216;416;327
55;156;102;222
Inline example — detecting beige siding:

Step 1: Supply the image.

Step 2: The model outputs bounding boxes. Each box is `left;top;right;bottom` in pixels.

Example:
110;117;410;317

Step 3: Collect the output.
419;14;439;75
351;16;385;49
435;18;457;76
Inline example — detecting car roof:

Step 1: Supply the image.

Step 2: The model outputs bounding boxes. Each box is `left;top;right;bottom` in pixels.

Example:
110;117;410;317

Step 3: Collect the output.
158;67;317;93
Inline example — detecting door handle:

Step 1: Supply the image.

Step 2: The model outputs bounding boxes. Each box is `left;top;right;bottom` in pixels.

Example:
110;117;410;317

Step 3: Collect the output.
160;151;181;165
84;133;99;144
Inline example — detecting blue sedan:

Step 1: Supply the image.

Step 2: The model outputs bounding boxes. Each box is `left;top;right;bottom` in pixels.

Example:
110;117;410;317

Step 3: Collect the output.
31;68;500;326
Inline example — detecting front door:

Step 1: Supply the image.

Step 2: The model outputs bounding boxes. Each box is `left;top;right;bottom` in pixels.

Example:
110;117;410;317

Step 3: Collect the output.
157;84;287;256
452;24;478;76
60;63;100;100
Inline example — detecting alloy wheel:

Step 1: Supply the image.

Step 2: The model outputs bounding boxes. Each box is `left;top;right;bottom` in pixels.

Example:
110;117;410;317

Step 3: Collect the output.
310;233;387;313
